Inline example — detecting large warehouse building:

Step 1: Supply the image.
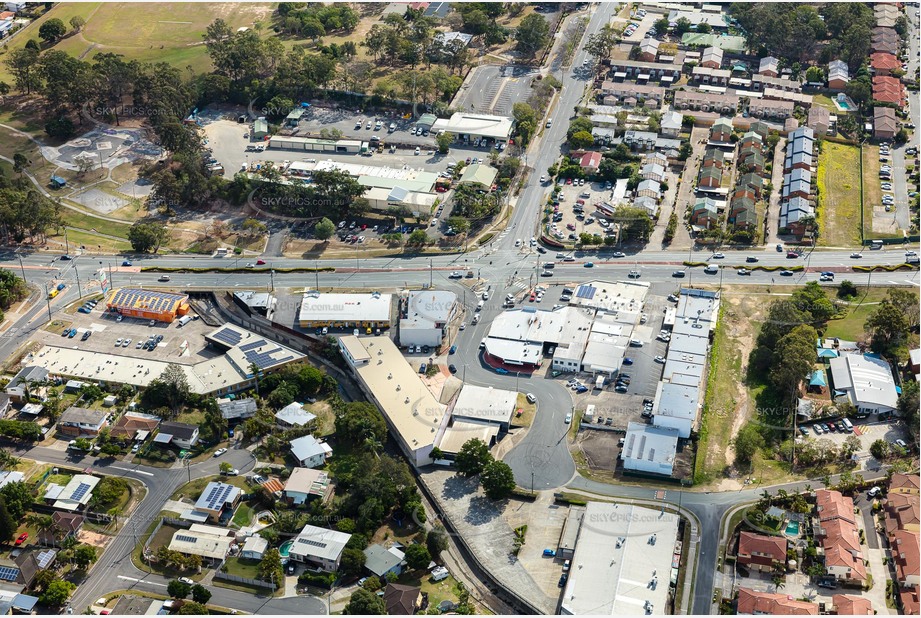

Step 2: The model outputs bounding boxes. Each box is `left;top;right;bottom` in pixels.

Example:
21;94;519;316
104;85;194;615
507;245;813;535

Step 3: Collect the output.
297;291;392;330
430;112;515;142
105;288;190;323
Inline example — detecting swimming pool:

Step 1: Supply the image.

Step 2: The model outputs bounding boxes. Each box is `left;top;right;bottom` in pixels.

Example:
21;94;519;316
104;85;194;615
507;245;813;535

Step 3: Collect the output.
785;521;800;536
280;540;293;558
838;101;851;110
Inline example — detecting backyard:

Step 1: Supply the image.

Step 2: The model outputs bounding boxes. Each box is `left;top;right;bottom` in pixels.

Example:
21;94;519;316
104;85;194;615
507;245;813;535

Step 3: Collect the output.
817;143;862;247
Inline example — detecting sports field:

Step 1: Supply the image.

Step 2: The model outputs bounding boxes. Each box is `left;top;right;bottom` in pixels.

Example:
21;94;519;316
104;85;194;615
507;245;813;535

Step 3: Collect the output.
0;3;274;82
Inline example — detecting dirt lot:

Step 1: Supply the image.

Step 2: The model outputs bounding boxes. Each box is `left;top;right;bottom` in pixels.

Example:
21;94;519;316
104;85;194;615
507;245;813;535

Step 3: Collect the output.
572;425;695;483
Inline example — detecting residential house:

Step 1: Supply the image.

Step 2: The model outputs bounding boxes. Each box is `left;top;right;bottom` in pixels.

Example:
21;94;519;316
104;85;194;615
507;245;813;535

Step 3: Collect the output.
167;524;234;564
709;117;733;144
871;28;900;55
38;512;84;547
739;130;763;152
692;65;731;86
290;435;333;468
701;148;725;169
633;196;658;216
782;168;812;201
698;165;722;190
892;474;921;496
240;535;268;560
763;87;813;109
749;121;771;141
282;467;332;506
640;163;666;183
217;397;257;422
891;530;921;588
779;196;815;235
736;173;763;200
786;127;815;155
673;90;739;114
638;38;659;62
885;493;920;535
660;111;683;137
5;366;49;403
274;402;317;429
733;207;757;229
155;421;199;449
831;595;873;616
784;151;813;173
828;60;849;90
874;106;898;140
423;1;450;19
363;544;406;578
691;197;719;228
646;152;669;169
871;52;901;76
192;481;241;524
729;195;755;227
0;393;10;416
57;407;108;437
806;106;830;136
0;470;23;490
739;147;765;174
384;583;422;615
875;3;899;27
15;550;57;588
579;151;602;174
736;588;817;615
288;524;351;572
636;179;660;199
599;81;666;107
701;46;723;69
758;56;779;77
623;130;658;151
608;60;682;83
814;489;866;585
873;75;904;106
110;411;160;441
911;349;921;376
749;98;794;119
902;588;921;616
432;31;472;50
737;531;787;573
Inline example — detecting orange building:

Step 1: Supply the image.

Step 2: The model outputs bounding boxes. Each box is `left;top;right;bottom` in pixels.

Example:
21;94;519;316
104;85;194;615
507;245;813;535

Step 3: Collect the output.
105;288;190;323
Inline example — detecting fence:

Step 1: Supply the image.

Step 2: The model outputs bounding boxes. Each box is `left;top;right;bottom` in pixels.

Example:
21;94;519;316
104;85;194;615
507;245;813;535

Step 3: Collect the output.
213;570;277;591
143;516;189;553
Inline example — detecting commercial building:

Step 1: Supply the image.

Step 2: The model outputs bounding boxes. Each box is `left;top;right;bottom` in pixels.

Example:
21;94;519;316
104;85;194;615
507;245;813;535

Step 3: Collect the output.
283;467;332;505
399;290;457;349
268;136;365;154
339;335;447;467
57;407;108;437
289;524;351;572
829;353;898;415
559;502;680;615
298;291;392;329
105;288;190;323
651;382;698;438
430;112;514;142
621;422;679;476
449;384;517;431
290;435;332;468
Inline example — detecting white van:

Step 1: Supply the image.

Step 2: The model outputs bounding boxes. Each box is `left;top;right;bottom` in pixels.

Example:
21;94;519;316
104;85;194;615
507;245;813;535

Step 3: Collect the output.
476;300;484;311
841;418;853;432
431;566;449;582
177;315;193;327
704;265;719;274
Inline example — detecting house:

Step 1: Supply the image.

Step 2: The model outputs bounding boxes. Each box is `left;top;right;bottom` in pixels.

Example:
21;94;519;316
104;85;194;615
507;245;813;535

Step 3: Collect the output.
784;151;813;173
910;349;921;376
283;467;332;505
828;353;898;415
806;106;830;136
640;163;666;183
872;27;900;55
737;588;817;615
217;397;257;421
892;474;921;496
660;111;683;137
38;512;84;547
891;530;921;588
0;470;23;490
384;583;422;615
870;52;901;76
432;31;472;50
701;148;725;169
739;147;765;174
782;169;812;200
155;421;199;449
697;165;722;189
15;549;57;588
691;197;719;228
737;531;787;573
814;489;866;585
192;481;241;524
737;173;763;199
423;2;450;19
363;544;405;578
872;75;904;106
274;402;317;428
599;81;666;107
110;412;160;441
749;98;794;119
5;366;49;403
758;56;779;77
58;407;108;437
827;60;849;90
290;435;332;468
709;117;733;144
0;393;10;416
633;196;658;216
733;207;757;229
608;60;682;83
831;595;873;616
240;535;268;560
579;151;602;173
636;179;660;199
673;90;739;113
458;163;498;188
884;493;920;534
873;107;898;140
691;65;730;86
729;196;755;227
638;38;659;62
289;524;351;572
739;130;763;152
780;197;815;235
167;524;234;563
700;46;723;69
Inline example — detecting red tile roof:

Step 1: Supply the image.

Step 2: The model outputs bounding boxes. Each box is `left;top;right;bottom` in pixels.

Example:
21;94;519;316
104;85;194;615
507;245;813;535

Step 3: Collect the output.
815;489;855;523
832;594;873;615
871;52;902;71
892;474;921;494
815;489;865;583
579;151;602;169
892;530;921;583
738;531;787;561
885;492;920;534
901;587;920;615
737;588;818;615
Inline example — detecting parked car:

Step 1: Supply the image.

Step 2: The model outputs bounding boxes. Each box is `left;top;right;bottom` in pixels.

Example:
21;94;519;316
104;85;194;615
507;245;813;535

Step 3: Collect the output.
213;448;227;457
543;549;556;557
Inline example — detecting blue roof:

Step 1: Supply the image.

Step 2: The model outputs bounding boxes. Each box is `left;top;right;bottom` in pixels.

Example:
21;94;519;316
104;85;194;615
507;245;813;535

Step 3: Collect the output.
809;370;826;387
12;594;38;612
818;349;839;358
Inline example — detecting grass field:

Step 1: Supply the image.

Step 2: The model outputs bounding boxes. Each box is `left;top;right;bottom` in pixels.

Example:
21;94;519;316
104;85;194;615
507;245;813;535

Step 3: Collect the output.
817;143;862;247
0;3;274;83
823;288;889;340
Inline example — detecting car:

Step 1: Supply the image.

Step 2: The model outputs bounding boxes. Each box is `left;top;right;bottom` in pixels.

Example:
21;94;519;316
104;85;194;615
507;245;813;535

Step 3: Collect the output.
543;548;557;557
712;252;725;259
178;577;194;585
418;363;427;375
867;486;881;498
850;252;863;259
737;268;751;276
115;338;122;346
132;442;140;453
122;338;131;347
158;275;170;282
654;355;665;363
629;339;643;347
813;425;823;435
614;385;628;393
414;147;421;155
213;448;227;457
575;385;588;393
82;331;91;341
116;315;123;322
222;468;239;476
640;313;648;324
820;274;833;281
584;262;594;268
559;573;569;588
886;205;892;212
672;270;686;278
564;412;572;424
779;270;794;276
540;175;547;183
459;322;466;330
907;251;918;257
786;251;799;258
745;256;759;263
895;439;908;449
121;260;133;267
628;270;641;278
14;533;28;546
821;423;831;433
622;358;633;365
610;252;627;258
256;259;266;265
881;183;893;191
448;364;457;374
799;427;809;437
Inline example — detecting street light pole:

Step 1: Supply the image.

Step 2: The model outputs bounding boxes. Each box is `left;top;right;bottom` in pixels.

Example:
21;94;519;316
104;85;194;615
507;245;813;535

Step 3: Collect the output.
44;285;52;321
17;254;26;285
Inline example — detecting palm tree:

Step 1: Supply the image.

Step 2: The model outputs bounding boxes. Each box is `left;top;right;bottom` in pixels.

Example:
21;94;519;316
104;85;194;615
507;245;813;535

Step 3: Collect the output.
26;514;57;547
249;362;262;397
0;450;20;469
363;436;382;459
772;574;786;592
107;507;123;531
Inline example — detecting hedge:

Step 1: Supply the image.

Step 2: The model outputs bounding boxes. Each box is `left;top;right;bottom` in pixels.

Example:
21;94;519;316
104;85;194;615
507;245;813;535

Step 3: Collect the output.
298;570;337;589
540;235;566;249
852;263;920;272
141;266;336;274
684;262;805;272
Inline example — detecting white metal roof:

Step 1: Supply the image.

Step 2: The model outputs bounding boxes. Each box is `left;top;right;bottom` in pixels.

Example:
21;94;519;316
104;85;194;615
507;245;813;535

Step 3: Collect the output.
275;402;317;427
451;384;517;425
430;112;514;140
622;422;678;467
290;524;351;563
298;292;392;324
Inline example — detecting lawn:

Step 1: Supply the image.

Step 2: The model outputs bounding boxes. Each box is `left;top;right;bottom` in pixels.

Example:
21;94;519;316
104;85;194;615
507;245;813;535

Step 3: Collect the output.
170;474;251;501
512;393;536;428
812;94;839;112
822;288;889;341
232;502;253;527
221;557;261;579
817;143;862;247
49;227;133;254
60;209;134;237
395;572;461;611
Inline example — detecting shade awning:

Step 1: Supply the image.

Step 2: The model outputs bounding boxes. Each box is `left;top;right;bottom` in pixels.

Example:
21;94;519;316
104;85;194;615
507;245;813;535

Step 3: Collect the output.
153;433;173;444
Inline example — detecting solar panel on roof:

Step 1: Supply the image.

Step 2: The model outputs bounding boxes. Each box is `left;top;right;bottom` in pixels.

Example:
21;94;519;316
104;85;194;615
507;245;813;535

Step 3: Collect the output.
36;551;55;569
240;340;267;352
71;482;91;501
576;285;596;299
211;328;242;346
0;566;19;581
175;534;197;544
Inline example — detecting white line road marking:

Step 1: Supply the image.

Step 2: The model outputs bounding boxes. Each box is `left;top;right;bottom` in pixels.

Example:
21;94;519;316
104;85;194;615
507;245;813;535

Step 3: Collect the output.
117;576;166;587
111;466;154;477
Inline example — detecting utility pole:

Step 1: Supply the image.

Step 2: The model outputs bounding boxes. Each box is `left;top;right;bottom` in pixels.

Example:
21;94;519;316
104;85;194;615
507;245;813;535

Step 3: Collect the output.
44;285;52;321
315;260;320;291
429;259;433;288
270;269;275;293
74;265;83;299
64;228;69;254
17;254;26;285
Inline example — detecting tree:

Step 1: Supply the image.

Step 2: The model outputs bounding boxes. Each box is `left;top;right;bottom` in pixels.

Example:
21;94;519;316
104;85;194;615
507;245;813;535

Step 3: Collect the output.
515;13;550;58
427;526;449;558
865;301;908;356
38;18;67;43
455;438;493;476
897;380;920;443
673;17;693;35
734;422;765;467
408;229;428;245
128;221;169;253
791;282;835;323
0;482;33;521
4;48;41;94
837;280;859;299
805;66;824;83
314;217;336;241
191;584;212;605
612;205;654;243
569;130;594;150
345;588;386;615
436;132;453;154
259;548;283;587
339;548;366;576
653;17;670;34
480;459;516;500
404;543;431;570
39;580;75;607
869;439;891;460
73;544;97;570
770;325;819;397
69;15;86;31
0;498;14;543
168;580;192;599
335;401;388;446
178;602;209;615
219;462;233;474
841;435;861;459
